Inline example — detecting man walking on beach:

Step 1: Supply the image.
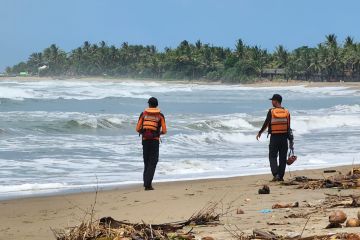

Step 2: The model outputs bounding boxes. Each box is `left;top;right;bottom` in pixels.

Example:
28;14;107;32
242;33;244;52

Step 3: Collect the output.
136;97;167;191
256;94;293;181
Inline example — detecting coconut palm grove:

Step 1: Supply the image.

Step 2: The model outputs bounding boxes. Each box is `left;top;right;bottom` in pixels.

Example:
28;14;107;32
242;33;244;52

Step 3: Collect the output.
6;34;360;82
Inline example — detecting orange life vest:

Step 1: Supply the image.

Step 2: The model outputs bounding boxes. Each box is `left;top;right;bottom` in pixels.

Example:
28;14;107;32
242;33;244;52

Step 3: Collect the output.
141;109;161;139
270;108;290;134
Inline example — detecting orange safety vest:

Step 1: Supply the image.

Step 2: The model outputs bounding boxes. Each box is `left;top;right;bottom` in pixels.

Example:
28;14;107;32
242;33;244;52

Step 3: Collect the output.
142;111;161;133
136;108;166;140
270;108;290;134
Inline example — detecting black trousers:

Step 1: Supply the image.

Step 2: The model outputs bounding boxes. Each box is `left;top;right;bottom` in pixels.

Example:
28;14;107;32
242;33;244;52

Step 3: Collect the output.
142;140;159;188
269;134;288;179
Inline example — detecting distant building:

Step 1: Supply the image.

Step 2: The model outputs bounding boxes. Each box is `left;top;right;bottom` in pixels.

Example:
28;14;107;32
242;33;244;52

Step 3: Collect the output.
19;71;29;76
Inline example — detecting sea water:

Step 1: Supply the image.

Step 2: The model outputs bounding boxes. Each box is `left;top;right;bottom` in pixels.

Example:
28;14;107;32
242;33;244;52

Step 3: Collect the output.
0;79;359;199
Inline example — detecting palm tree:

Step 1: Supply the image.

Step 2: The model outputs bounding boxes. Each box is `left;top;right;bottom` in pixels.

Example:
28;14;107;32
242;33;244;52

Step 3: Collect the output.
344;36;354;48
325;34;338;48
195;40;202;50
274;45;288;68
323;34;342;80
235;39;245;59
27;52;43;73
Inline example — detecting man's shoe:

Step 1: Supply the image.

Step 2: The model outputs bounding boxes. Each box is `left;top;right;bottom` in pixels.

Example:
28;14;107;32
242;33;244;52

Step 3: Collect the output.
145;186;154;191
270;177;277;182
277;177;284;182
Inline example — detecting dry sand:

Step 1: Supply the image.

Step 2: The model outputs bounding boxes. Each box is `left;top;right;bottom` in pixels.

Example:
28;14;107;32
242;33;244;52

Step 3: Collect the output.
1;165;359;239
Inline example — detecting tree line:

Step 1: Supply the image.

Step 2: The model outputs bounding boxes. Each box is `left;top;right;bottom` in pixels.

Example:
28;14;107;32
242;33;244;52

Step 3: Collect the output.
6;34;360;82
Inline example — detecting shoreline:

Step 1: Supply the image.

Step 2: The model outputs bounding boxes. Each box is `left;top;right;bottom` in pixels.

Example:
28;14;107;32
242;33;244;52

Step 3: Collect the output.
1;161;357;202
1;164;360;239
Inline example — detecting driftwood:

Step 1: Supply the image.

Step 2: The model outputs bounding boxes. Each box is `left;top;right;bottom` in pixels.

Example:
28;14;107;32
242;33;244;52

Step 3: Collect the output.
272;201;299;209
231;230;360;240
323;194;360;208
53;202;220;240
253;229;278;239
283;167;360;190
285;210;319;218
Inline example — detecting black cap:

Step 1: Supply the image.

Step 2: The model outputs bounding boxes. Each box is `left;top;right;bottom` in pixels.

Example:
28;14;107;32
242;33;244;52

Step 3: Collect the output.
269;94;282;103
148;97;158;107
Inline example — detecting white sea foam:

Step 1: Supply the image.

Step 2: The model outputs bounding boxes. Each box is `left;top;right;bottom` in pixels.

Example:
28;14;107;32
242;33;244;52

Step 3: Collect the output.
0;86;35;100
192;84;358;96
187;114;255;131
295;104;360;115
325;104;360;114
158;159;224;175
0;111;134;130
0;183;69;193
171;131;257;145
292;115;360;134
0;80;358;100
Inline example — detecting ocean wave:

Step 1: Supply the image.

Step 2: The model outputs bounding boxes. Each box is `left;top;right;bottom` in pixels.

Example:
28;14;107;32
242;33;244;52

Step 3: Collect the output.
0;86;36;100
0;111;134;131
292;114;360;134
193;84;358;96
0;80;358;101
295;104;360;115
324;104;360;114
66;117;126;129
0;80;194;101
186;114;255;131
171;131;257;145
158;159;224;175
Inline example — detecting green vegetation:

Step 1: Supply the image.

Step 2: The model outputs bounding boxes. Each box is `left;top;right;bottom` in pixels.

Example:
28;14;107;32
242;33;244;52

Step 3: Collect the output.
6;34;360;82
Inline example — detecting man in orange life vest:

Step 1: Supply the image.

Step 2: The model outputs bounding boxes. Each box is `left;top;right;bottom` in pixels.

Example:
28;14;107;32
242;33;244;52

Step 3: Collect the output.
256;94;294;182
136;97;167;191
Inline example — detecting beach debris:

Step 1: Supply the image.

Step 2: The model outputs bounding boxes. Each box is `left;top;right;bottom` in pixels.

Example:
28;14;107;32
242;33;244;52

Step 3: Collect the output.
283;167;360;190
323;194;360;208
266;221;290;225
329;210;347;224
201;237;215;240
326;210;347;228
325;222;342;229
324;170;337;173
258;209;273;214
253;229;277;239
228;226;360;240
258;185;270;194
236;209;245;214
272;201;299;209
228;230;360;240
53;202;220;240
346;218;360;227
358;210;360;219
285;210;318;219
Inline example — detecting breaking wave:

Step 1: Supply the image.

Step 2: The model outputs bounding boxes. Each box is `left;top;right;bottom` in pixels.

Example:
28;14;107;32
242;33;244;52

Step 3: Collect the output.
0;80;358;101
292;115;360;134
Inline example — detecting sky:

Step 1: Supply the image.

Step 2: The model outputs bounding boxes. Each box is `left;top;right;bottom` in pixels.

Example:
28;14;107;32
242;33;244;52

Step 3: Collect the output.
1;0;360;71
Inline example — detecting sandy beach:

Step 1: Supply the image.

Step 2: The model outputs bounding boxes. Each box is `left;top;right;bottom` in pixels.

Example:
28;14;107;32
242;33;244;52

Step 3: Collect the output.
1;165;359;239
